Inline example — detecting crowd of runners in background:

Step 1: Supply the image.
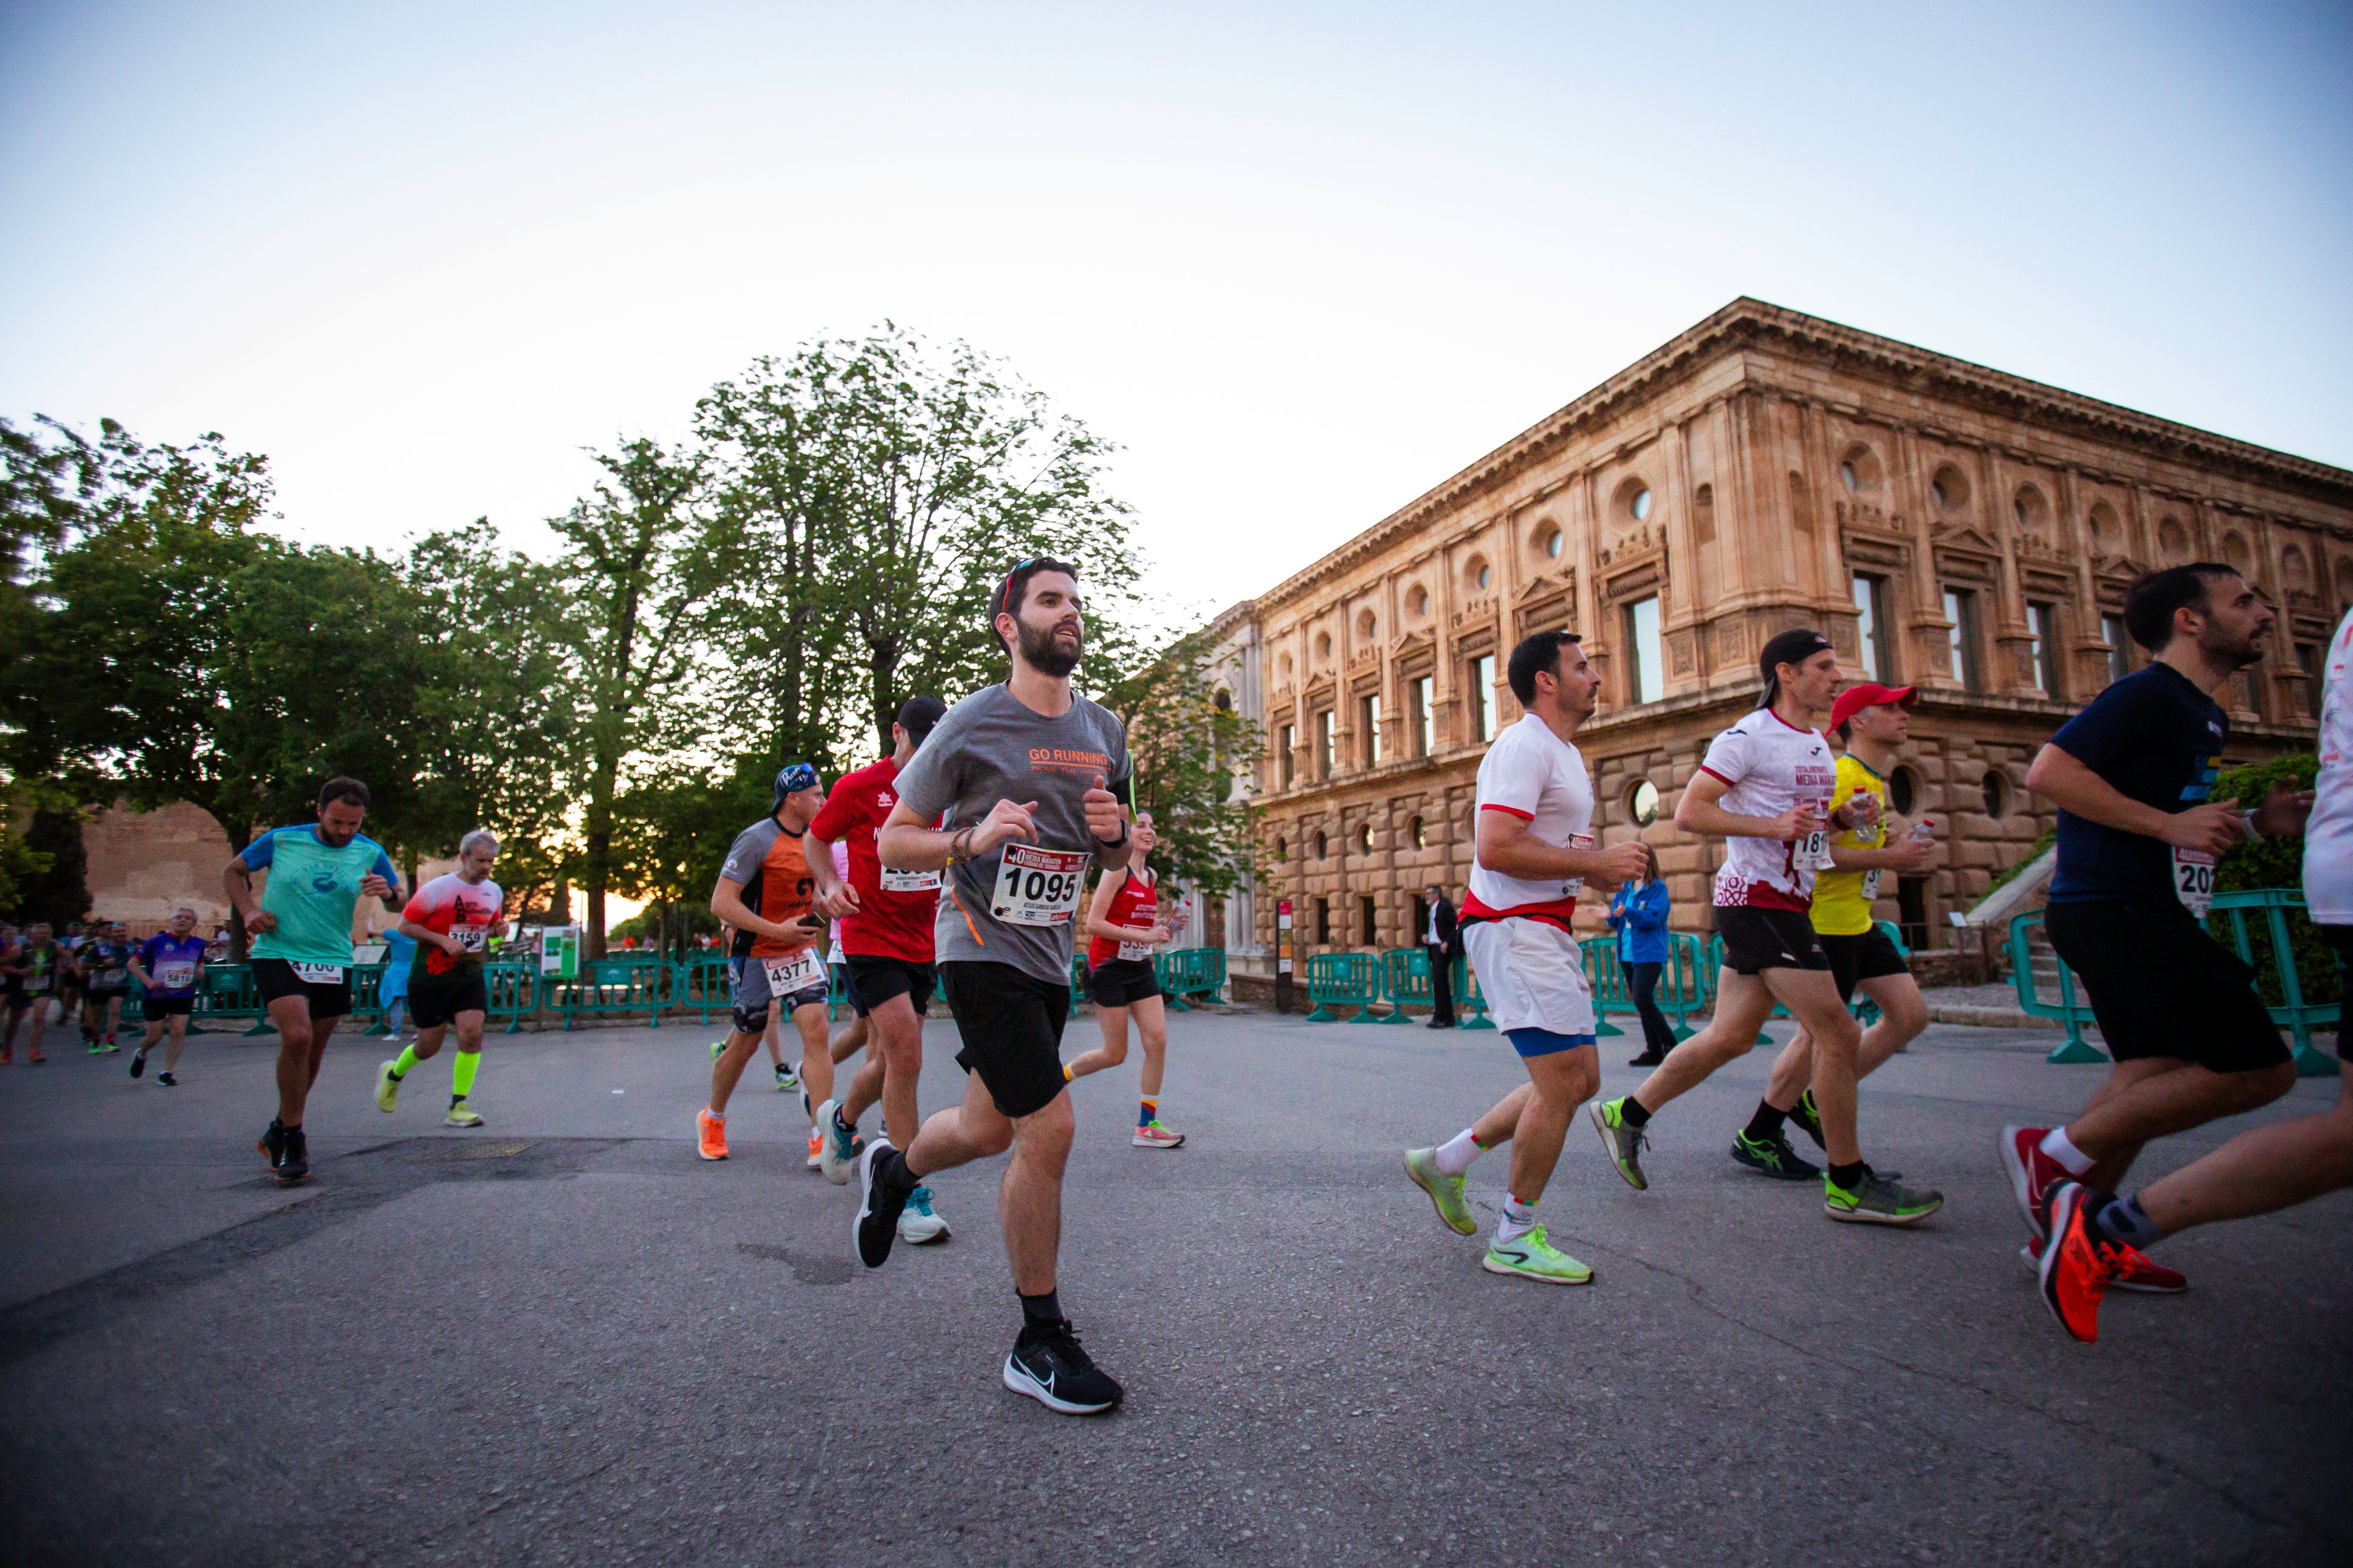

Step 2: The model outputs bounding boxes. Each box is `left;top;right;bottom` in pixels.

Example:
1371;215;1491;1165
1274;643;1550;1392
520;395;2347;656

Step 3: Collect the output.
4;555;2351;1400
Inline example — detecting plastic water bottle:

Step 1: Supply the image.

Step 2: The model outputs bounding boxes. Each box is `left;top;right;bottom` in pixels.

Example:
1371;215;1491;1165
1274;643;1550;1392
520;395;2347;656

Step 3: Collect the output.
1909;818;1935;841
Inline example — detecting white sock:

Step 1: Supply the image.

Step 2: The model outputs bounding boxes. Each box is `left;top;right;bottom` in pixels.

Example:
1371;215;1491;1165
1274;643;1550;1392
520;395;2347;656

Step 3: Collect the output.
705;1107;725;1121
1433;1127;1483;1177
2040;1126;2092;1176
1496;1196;1538;1244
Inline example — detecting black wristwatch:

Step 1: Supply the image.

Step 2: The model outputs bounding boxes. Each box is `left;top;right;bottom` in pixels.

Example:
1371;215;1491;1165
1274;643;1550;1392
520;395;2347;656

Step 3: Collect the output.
1094;823;1130;850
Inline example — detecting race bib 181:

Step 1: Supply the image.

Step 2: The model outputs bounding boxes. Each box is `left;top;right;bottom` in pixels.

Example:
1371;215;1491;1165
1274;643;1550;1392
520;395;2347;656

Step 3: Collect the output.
990;844;1090;927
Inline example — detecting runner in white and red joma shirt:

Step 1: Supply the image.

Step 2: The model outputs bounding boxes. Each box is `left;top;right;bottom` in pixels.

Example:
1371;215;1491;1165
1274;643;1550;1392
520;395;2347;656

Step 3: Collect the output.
1589;628;1943;1225
804;693;953;1245
375;831;506;1128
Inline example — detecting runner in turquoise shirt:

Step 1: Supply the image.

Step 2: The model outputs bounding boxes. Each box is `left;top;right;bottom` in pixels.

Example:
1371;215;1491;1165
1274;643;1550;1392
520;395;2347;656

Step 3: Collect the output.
225;776;402;1185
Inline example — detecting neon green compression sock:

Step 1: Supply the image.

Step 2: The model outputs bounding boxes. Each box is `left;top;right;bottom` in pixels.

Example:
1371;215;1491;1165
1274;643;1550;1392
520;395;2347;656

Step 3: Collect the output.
451;1050;480;1100
389;1043;422;1080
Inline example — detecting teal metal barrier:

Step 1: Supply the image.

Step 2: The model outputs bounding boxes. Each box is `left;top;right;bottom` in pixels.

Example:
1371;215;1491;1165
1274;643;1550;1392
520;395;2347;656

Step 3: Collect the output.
1072;954;1091;1010
1582;936;1707;1044
484;961;539;1035
1154;947;1228;1010
1373;949;1425;1025
1457;957;1494;1029
1702;920;1909;1044
680;956;732;1027
2007;911;2109;1064
183;962;271;1035
546;957;673;1030
1304;951;1383;1022
348;962;390;1035
2210;888;2341;1078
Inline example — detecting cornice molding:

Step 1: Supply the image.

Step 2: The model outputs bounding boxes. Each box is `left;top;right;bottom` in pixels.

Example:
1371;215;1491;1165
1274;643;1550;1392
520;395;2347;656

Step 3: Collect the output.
1251;296;2353;616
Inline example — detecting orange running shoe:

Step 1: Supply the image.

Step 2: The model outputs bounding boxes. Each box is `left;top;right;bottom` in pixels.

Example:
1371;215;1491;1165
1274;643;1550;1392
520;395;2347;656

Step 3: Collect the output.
26;1048;45;1064
2038;1182;2121;1343
2021;1234;2186;1294
697;1108;729;1161
806;1126;823;1169
1;1047;12;1065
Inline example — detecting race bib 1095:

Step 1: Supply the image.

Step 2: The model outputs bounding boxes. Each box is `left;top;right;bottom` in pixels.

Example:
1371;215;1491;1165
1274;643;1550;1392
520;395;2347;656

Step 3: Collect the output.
990;844;1090;927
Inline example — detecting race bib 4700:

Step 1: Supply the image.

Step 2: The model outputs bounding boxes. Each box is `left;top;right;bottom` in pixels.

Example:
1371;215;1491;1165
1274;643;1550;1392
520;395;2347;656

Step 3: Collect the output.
990;844;1090;927
291;962;346;985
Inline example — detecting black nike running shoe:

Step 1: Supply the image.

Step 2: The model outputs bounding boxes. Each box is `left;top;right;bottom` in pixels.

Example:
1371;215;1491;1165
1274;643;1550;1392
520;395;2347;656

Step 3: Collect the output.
258;1118;285;1169
1003;1318;1123;1415
273;1125;309;1185
854;1138;908;1269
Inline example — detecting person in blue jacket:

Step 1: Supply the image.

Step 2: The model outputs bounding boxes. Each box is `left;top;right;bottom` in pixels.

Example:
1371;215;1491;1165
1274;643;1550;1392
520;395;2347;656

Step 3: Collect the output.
1606;853;1675;1066
377;923;417;1041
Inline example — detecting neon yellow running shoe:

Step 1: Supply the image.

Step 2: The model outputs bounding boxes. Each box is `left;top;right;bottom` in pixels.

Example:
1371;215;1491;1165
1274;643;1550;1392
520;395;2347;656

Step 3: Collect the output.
444;1101;484;1128
1403;1147;1476;1235
1588;1098;1649;1191
374;1060;401;1114
1481;1224;1593;1285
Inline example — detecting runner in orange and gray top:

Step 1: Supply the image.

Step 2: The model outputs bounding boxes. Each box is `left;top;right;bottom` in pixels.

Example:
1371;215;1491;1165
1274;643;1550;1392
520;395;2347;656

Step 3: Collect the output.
696;763;853;1166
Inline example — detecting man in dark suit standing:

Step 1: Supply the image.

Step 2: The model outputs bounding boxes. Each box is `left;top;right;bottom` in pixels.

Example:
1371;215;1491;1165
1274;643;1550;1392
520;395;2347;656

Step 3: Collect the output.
1423;883;1463;1028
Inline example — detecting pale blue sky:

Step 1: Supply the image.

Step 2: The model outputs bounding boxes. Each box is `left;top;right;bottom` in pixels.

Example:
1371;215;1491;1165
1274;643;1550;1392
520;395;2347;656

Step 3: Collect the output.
4;1;2348;624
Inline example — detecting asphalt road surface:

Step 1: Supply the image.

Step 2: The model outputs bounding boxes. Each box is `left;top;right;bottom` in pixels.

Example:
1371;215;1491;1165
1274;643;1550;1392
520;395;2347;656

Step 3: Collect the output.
2;1003;2348;1567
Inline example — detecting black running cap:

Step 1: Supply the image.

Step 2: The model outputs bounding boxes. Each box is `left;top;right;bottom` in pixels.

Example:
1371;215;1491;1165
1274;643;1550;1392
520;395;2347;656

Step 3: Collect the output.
896;694;948;746
1758;628;1834;681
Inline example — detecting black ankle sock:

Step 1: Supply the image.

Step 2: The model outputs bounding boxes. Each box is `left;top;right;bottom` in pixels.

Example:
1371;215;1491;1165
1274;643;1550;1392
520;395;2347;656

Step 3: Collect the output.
879;1149;921;1200
1019;1289;1062;1327
1827;1160;1866;1191
1618;1097;1652;1129
1745;1101;1788;1140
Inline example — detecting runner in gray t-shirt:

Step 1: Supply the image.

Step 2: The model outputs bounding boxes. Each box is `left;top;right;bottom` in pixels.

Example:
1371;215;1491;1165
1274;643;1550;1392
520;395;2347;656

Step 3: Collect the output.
854;557;1136;1416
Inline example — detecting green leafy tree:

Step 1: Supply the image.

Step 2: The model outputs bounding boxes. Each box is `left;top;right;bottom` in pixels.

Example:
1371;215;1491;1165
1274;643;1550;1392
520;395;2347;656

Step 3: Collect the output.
2211;753;2334;1005
402;519;586;915
551;437;723;957
1097;628;1259;904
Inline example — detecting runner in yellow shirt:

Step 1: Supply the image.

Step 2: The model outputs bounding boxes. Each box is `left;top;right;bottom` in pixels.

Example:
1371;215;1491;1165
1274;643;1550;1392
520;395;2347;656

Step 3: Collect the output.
1731;683;1936;1178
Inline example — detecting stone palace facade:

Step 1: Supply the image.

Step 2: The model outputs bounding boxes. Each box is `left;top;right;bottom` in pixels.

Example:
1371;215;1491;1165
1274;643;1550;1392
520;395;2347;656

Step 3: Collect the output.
1197;298;2353;984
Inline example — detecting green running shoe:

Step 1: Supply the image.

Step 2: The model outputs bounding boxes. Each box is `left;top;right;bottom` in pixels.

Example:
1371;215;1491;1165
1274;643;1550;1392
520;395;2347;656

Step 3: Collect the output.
374;1060;401;1114
1403;1147;1476;1235
1731;1129;1820;1180
1824;1166;1943;1225
1788;1088;1825;1151
1481;1224;1593;1286
1588;1098;1649;1191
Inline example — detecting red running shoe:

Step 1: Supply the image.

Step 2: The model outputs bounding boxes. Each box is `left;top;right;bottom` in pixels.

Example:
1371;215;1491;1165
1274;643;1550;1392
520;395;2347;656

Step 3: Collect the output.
1999;1124;2068;1239
2038;1182;2121;1343
2021;1234;2186;1294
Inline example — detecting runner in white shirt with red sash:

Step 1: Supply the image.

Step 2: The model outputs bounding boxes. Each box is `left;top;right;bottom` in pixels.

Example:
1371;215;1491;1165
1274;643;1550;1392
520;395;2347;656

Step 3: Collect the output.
1589;629;1944;1226
1404;631;1648;1285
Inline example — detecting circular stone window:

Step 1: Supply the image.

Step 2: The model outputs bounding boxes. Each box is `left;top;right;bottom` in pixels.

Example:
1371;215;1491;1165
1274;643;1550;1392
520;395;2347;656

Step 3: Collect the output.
1474;561;1493;591
1630;488;1653;522
1890;766;1922;818
1407;584;1429;619
1627;778;1660;827
1357;609;1377;640
1410;815;1427;848
1841;462;1860;491
1315;632;1333;662
1981;770;2009;818
1545;528;1564;559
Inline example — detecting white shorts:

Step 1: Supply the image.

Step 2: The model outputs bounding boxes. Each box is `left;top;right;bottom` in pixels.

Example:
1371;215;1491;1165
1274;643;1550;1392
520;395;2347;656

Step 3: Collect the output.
1461;917;1596;1038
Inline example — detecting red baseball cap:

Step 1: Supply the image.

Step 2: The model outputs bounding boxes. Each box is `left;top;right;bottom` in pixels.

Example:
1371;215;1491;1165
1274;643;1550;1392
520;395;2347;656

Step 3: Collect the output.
1830;682;1917;731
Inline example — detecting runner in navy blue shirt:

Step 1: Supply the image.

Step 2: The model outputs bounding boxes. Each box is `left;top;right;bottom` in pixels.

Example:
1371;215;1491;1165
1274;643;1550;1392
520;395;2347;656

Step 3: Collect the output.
2002;563;2309;1315
129;906;208;1084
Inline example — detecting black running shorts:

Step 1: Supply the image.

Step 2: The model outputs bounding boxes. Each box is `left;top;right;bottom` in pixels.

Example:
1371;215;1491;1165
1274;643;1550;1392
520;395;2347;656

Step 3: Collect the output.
251;958;352;1022
940;960;1070;1120
1820;926;1911;1003
845;954;935;1019
141;995;196;1017
2043;899;2291;1074
1715;907;1832;976
2327;926;2353;1060
1086;957;1161;1009
407;965;490;1029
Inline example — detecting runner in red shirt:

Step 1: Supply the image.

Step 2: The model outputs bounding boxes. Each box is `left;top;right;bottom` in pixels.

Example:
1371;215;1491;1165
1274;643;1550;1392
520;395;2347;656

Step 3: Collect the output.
1063;813;1184;1148
805;695;952;1243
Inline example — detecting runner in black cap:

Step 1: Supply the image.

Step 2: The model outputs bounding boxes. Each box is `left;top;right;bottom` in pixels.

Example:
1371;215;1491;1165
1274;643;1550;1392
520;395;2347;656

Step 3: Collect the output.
1590;628;1944;1225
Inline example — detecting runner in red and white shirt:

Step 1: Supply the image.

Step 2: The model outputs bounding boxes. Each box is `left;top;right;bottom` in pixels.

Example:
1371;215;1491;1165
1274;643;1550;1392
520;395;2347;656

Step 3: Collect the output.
376;831;505;1128
805;694;953;1243
1064;817;1184;1148
1588;628;1941;1227
1404;632;1648;1287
